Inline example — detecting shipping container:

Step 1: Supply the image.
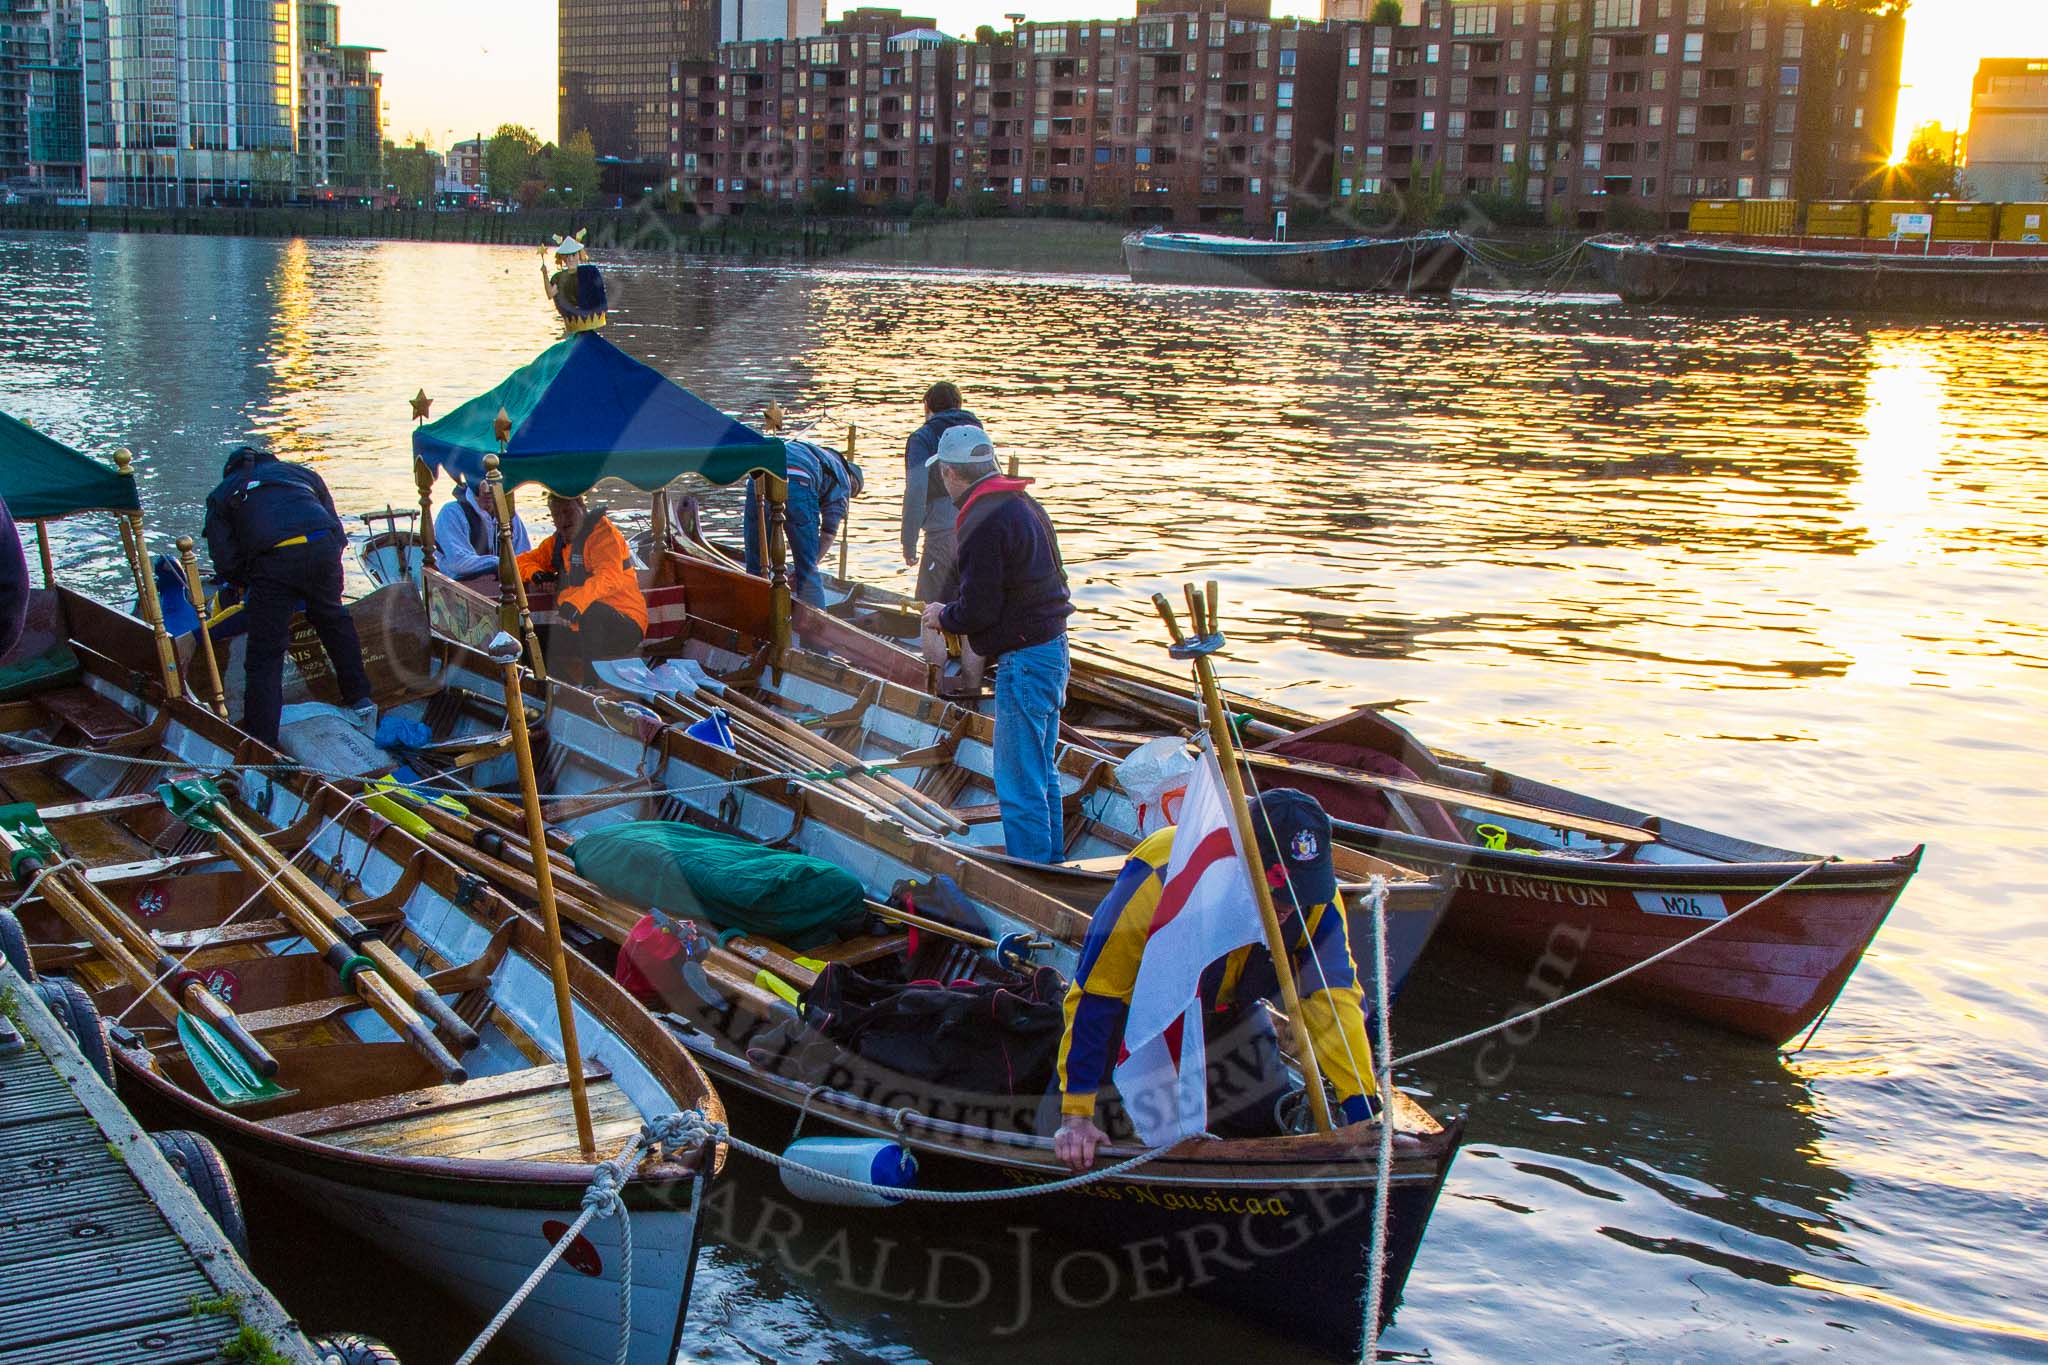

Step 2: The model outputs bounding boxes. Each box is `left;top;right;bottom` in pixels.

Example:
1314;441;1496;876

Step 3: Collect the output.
1932;201;1995;242
1805;201;1867;237
1688;199;1743;234
1998;203;2048;243
1866;201;1933;238
1739;199;1798;235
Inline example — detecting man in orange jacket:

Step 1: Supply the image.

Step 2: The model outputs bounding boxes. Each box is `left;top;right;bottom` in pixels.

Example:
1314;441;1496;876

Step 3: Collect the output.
515;493;648;665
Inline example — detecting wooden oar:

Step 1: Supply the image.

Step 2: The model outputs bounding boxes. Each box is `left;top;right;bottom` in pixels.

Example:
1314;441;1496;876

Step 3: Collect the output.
1237;750;1655;846
710;683;967;834
207;797;484;1052
158;785;469;1082
0;810;282;1096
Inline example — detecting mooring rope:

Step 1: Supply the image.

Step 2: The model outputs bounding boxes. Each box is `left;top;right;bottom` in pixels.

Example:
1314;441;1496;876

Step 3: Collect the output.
1392;858;1832;1066
1358;874;1396;1362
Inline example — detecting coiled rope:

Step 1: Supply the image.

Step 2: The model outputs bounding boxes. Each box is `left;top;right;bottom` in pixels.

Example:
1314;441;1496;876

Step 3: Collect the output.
1358;874;1396;1361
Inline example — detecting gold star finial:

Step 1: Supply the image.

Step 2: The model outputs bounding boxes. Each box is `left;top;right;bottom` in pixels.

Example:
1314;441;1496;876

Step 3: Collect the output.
410;388;433;422
493;406;513;445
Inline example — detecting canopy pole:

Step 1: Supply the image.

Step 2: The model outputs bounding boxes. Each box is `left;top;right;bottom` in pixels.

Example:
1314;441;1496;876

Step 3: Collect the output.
766;473;791;665
837;422;855;582
484;630;598;1158
483;452;548;684
1154;583;1335;1135
413;456;437;573
177;536;229;719
117;450;182;702
33;522;54;588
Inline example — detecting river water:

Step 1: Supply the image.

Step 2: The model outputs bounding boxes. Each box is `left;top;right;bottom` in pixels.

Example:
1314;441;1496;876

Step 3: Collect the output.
3;230;2045;1363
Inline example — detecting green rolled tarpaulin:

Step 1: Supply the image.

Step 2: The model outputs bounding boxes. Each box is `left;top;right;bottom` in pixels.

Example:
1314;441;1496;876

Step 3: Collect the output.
411;331;785;496
0;410;140;521
571;820;867;949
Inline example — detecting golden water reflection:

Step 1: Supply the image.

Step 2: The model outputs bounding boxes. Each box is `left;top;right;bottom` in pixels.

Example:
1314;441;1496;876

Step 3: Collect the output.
4;230;2048;1361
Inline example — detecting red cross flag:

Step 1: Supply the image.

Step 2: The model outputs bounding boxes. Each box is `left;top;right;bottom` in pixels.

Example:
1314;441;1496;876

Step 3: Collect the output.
1112;743;1265;1145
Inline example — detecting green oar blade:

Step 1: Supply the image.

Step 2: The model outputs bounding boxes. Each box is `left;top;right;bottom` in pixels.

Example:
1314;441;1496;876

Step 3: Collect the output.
177;1013;291;1108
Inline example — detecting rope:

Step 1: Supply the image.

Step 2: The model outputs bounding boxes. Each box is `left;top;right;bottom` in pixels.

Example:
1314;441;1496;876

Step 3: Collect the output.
454;1122;653;1365
1358;874;1395;1361
706;1106;1174;1202
1392;858;1831;1067
0;732;904;807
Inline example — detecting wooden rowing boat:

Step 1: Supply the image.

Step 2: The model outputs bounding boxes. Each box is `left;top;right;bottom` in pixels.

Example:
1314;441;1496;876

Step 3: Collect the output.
359;530;1920;1044
110;564;1460;1354
12;588;726;1365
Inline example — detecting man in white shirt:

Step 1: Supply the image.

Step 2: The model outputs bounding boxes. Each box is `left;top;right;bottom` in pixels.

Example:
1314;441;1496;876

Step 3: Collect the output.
434;477;532;588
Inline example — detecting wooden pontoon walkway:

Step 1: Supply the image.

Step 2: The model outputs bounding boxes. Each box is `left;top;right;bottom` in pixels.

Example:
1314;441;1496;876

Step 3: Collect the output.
0;962;319;1365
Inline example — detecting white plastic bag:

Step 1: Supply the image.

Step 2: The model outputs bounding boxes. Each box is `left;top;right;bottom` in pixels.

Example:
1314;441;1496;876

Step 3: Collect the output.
1115;736;1196;836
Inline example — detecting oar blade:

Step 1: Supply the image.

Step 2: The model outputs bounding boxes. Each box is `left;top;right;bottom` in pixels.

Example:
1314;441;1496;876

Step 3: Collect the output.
178;1013;292;1108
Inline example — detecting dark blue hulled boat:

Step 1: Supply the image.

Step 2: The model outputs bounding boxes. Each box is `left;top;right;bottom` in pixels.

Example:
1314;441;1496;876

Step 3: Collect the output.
1123;229;1469;293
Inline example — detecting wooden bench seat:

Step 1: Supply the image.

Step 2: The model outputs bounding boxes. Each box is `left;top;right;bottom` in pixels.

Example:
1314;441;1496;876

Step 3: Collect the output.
39;687;147;744
266;1060;625;1167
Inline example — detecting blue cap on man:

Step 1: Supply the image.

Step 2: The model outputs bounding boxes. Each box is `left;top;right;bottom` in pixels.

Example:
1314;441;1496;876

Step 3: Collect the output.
1249;788;1337;909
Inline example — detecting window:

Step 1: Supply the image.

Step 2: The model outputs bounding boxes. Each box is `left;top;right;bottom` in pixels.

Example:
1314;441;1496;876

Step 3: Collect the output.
1852;106;1864;129
1778;66;1799;96
1783;24;1803;59
1676;105;1696;133
1654;33;1669;55
1591;0;1640;26
1277;80;1294;108
1452;4;1498;37
1421;110;1436;130
1682;33;1702;62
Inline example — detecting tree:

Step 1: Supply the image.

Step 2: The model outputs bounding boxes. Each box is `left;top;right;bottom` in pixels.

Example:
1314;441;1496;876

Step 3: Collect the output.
385;137;437;204
1369;0;1404;24
485;123;542;201
250;147;295;205
554;129;600;207
1895;121;1962;198
974;23;998;43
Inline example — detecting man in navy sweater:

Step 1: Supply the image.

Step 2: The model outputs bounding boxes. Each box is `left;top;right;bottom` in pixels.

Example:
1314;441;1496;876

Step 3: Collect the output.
919;426;1073;862
202;446;373;747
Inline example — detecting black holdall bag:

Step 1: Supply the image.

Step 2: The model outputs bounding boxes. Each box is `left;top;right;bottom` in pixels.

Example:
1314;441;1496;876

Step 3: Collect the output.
796;958;1069;1101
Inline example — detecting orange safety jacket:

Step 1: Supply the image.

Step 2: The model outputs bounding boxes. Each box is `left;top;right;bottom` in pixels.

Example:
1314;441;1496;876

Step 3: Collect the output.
514;512;648;634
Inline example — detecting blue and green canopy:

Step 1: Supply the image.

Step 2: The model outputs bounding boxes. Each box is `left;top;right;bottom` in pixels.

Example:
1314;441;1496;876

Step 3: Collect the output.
0;411;140;521
412;332;784;494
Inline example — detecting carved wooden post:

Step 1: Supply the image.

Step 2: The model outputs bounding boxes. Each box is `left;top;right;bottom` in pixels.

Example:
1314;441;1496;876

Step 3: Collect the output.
177;536;228;718
117;449;182;701
484;450;548;683
766;472;792;664
410;389;437;572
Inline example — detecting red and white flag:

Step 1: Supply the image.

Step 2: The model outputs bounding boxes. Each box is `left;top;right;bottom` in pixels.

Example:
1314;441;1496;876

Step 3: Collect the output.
1113;744;1265;1145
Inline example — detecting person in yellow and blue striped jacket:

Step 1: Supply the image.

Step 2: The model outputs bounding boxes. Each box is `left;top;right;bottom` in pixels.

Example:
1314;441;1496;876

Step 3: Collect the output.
1050;787;1380;1173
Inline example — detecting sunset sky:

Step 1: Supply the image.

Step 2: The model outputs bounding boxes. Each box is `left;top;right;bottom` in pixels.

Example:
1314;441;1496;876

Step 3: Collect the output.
348;0;2048;159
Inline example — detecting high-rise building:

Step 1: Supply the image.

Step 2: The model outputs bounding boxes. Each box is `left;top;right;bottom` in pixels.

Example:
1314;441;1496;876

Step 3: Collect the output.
82;0;300;206
561;0;716;159
1964;59;2048;204
298;1;382;196
2;0;84;195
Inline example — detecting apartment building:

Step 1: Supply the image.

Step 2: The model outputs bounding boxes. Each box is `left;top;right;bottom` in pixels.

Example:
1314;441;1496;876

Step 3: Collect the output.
1328;0;1904;228
83;0;300;206
1964;58;2048;204
1;0;84;195
672;0;1338;227
665;0;1900;227
670;11;951;213
298;3;382;196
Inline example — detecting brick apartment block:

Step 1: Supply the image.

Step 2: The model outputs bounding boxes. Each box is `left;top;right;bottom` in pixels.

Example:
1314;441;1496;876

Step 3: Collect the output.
666;0;1903;230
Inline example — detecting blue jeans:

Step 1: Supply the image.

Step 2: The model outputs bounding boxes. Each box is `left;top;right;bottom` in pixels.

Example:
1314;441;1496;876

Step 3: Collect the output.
993;634;1069;863
743;480;825;608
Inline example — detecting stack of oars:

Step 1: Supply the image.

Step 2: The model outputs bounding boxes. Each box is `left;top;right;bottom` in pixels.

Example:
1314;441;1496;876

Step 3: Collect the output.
627;676;966;840
172;789;477;1083
0;825;277;1080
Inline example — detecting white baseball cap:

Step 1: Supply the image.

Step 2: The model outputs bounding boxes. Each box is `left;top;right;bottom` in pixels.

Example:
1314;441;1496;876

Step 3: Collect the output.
926;424;997;468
